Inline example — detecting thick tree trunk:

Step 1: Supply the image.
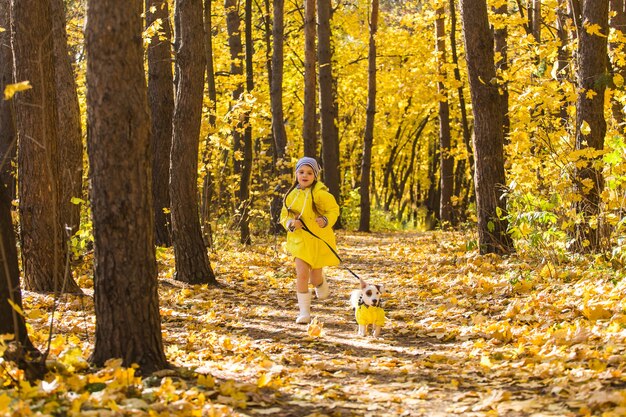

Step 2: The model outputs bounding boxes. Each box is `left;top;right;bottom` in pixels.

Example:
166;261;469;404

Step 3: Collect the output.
555;0;570;124
317;0;342;228
85;0;168;373
302;0;317;156
571;0;609;252
460;0;513;255
269;0;290;233
146;0;174;247
359;0;378;232
436;6;453;226
171;0;216;284
11;0;81;293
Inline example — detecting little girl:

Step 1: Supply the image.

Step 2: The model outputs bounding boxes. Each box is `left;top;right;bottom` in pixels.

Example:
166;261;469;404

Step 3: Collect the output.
280;157;340;324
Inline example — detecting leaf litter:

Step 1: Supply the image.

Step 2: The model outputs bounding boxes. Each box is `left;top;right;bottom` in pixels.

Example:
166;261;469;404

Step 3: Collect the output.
2;230;626;416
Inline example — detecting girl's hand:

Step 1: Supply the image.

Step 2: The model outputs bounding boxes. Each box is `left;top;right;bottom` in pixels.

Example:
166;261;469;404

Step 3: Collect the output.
288;219;303;231
315;216;329;228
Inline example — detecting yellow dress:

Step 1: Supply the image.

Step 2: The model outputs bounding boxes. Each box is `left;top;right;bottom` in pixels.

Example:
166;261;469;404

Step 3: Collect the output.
280;181;340;269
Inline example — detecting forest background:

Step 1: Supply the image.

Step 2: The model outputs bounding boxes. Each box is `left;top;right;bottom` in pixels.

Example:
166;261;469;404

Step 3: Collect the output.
1;0;626;415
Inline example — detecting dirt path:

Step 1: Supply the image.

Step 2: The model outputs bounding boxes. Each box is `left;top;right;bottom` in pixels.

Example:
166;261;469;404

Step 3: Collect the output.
22;230;616;416
189;230;578;417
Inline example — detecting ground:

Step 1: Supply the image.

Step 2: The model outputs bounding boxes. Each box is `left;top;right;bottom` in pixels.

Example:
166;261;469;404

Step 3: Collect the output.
9;230;626;416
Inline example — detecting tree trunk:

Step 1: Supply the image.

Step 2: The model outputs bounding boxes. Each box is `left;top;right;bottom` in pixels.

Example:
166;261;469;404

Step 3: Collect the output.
240;0;254;245
269;0;290;233
436;6;453;226
85;0;168;374
449;0;473;211
51;0;83;237
11;0;81;293
302;0;317;156
460;0;513;255
201;0;218;247
359;0;378;233
555;0;570;123
0;1;16;196
492;2;510;139
571;0;609;252
146;0;174;247
317;0;341;228
171;0;216;283
610;0;626;125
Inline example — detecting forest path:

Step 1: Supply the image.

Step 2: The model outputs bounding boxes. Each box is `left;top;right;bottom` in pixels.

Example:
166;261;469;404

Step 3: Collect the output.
178;230;580;417
22;229;621;416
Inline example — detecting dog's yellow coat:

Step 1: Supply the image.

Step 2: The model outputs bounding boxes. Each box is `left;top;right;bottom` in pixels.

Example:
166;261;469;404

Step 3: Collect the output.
355;304;386;326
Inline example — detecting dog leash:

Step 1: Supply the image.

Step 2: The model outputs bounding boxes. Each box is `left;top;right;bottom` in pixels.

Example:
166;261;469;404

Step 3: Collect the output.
296;218;363;282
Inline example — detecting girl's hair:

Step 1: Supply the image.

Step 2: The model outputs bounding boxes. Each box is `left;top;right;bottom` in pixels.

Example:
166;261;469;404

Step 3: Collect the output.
283;179;321;217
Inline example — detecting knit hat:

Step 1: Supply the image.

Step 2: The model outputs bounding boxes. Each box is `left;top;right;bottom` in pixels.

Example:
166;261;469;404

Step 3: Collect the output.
295;157;321;178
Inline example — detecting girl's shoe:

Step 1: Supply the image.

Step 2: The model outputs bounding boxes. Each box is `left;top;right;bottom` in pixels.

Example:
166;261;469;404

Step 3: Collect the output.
296;292;311;324
315;277;330;300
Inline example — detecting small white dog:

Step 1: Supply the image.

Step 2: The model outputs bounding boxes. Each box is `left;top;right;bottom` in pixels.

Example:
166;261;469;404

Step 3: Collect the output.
350;278;385;337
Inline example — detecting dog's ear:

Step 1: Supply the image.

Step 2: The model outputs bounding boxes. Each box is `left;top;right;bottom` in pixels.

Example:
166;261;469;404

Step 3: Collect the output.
376;284;385;294
359;278;367;289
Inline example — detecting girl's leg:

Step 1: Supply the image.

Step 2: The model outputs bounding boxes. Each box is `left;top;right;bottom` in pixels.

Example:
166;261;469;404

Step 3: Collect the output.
311;268;330;300
294;258;312;323
295;258;311;293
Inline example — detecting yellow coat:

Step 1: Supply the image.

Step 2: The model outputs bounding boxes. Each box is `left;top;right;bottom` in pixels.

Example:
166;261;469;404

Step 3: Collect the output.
280;181;340;269
355;304;386;326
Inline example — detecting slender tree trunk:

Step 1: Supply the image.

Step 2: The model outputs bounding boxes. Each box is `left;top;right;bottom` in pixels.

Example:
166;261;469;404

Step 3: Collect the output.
11;0;81;293
359;0;378;232
269;0;290;233
571;0;609;252
436;6;453;226
610;0;626;126
51;0;83;237
85;0;168;373
532;0;541;43
240;0;254;245
171;0;216;283
460;0;513;255
449;0;473;212
303;0;317;156
146;0;174;247
555;0;570;124
492;2;510;139
317;0;341;227
0;2;16;196
201;0;218;247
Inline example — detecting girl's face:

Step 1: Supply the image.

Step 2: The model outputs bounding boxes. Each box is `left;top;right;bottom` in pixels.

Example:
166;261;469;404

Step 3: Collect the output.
296;165;315;188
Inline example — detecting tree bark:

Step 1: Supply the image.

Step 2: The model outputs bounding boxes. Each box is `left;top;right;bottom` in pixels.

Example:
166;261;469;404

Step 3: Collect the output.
610;0;626;125
436;6;453;226
359;0;378;233
171;0;216;283
11;0;81;293
201;0;218;246
0;3;16;197
85;0;168;373
492;1;510;139
460;0;513;255
317;0;342;228
51;0;83;237
269;0;290;233
239;0;254;245
146;0;174;247
571;0;609;252
302;0;317;156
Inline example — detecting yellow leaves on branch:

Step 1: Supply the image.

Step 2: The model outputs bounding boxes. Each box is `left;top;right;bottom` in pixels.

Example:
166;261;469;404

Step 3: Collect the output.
4;81;32;100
